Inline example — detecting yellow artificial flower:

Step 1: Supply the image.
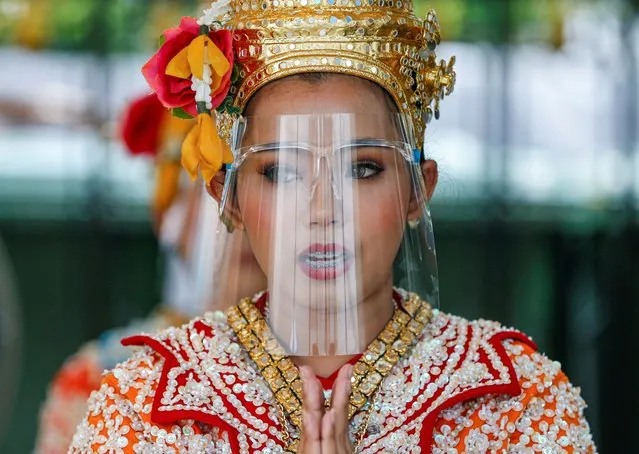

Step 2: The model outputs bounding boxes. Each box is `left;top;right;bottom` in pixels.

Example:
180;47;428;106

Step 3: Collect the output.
166;35;230;87
182;113;233;182
153;160;182;218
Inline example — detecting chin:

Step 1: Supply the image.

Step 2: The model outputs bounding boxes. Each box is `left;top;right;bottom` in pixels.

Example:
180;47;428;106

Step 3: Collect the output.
271;280;360;312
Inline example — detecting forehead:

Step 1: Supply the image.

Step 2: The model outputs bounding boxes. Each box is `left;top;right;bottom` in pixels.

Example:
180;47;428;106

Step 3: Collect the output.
242;75;402;144
241;114;402;145
245;74;394;117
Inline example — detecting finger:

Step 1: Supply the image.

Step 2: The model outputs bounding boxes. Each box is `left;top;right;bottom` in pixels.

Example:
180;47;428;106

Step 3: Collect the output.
330;364;353;441
321;409;339;454
300;366;324;453
299;411;322;454
300;366;324;415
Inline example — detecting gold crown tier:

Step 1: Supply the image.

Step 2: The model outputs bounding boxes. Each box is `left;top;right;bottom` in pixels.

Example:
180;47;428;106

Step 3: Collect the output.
220;0;456;148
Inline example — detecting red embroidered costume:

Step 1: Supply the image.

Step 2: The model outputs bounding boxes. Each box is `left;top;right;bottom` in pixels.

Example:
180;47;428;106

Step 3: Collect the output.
69;292;594;453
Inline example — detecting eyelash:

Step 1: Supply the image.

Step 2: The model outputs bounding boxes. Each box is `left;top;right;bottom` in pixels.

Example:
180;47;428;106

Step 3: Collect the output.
259;163;299;183
350;159;384;180
258;159;385;183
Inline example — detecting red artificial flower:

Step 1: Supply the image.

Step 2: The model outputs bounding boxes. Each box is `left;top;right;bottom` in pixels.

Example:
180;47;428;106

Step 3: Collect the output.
120;93;166;156
142;17;234;116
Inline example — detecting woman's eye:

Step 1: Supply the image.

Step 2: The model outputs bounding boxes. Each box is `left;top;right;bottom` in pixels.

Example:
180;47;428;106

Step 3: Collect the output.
350;161;383;179
262;165;300;183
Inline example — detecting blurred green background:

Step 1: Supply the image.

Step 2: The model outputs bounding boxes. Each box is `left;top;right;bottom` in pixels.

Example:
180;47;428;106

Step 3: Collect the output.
0;0;637;452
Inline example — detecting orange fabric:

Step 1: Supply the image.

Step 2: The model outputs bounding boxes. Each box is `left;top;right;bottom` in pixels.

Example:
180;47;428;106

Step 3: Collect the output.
432;341;595;452
35;346;102;454
75;344;593;452
67;312;596;453
35;310;189;454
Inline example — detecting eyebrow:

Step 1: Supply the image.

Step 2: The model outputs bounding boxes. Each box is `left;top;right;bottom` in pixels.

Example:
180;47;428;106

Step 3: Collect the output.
341;138;397;147
246;138;397;150
247;141;311;151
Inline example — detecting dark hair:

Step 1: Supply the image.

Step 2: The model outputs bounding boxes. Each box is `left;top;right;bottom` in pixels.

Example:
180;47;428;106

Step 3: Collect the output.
293;72;332;83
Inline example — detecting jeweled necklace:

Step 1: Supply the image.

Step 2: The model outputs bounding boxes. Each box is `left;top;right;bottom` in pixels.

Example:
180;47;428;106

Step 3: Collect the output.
227;291;432;452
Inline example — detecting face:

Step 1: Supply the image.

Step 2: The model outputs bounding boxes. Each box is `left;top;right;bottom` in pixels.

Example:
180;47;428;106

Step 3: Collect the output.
223;75;436;309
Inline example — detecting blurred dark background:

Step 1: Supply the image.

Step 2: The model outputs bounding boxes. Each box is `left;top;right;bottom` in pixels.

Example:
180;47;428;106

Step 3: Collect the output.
0;0;636;451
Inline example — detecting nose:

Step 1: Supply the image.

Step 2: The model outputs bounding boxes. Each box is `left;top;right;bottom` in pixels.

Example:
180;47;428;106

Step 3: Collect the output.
308;159;341;227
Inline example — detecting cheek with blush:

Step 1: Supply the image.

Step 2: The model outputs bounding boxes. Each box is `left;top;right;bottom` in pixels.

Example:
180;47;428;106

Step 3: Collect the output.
357;191;407;257
236;172;301;280
236;175;274;276
352;170;412;290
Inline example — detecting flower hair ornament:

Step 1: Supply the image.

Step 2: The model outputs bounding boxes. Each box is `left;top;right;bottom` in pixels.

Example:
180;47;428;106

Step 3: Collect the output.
120;93;194;219
142;0;236;183
143;0;456;182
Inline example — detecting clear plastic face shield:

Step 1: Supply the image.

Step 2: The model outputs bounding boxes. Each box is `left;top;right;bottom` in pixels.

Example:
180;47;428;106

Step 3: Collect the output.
220;113;438;356
159;180;266;316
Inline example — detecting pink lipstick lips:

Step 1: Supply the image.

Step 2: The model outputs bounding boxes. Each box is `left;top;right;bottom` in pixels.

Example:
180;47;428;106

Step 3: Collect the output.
298;243;353;280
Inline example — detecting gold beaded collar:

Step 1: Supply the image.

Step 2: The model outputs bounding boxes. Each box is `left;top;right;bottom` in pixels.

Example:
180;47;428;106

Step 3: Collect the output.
226;291;432;450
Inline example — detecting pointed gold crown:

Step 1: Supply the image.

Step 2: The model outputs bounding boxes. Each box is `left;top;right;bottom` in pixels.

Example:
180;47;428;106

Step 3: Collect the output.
217;0;456;148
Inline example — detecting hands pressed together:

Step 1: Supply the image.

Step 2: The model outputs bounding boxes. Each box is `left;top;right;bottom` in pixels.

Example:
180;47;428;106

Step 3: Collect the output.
297;364;355;454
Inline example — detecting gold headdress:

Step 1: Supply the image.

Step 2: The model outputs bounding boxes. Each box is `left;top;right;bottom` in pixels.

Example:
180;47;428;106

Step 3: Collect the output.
143;0;456;181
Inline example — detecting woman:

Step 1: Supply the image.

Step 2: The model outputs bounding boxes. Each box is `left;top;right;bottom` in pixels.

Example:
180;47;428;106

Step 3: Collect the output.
70;1;596;452
36;93;265;454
